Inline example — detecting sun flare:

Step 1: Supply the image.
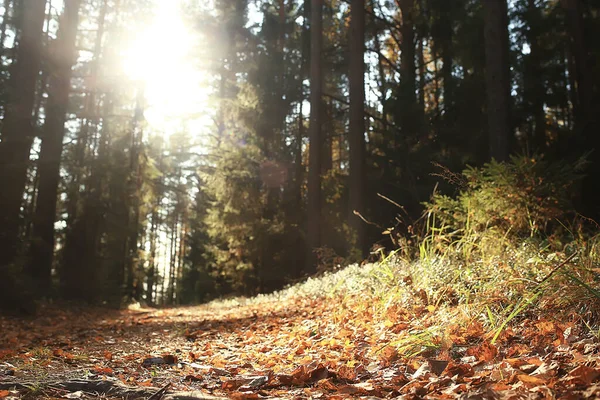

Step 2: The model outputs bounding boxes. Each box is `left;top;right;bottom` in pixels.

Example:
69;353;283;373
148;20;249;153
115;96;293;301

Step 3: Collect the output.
121;0;212;136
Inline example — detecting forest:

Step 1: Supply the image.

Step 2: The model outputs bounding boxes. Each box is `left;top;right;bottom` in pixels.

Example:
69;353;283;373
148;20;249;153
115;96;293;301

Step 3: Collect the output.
0;0;600;397
0;0;596;310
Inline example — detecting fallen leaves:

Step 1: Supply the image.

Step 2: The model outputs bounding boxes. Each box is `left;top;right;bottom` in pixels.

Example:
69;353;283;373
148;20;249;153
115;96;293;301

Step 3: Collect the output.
0;296;599;399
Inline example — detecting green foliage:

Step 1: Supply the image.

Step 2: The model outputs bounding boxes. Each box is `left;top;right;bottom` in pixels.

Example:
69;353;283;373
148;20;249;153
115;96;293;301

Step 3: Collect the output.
425;155;585;240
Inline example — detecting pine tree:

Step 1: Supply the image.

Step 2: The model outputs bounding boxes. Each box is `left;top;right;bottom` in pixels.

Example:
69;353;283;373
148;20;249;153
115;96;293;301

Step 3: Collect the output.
0;0;47;268
306;0;323;273
483;0;511;161
29;0;82;296
348;0;367;256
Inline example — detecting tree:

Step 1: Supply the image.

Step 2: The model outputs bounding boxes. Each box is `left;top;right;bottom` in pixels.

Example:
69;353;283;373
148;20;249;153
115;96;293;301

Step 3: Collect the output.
0;0;47;268
396;0;418;134
306;0;323;272
29;0;82;296
348;0;367;256
60;0;110;301
521;0;547;150
559;0;600;219
483;0;511;161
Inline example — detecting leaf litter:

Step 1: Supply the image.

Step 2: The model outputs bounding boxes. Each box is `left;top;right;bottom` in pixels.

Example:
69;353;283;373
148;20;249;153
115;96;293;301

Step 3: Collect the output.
1;265;599;399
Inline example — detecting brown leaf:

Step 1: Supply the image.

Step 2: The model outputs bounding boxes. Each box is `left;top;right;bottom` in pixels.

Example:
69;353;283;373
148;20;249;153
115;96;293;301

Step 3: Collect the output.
309;365;329;382
92;366;113;375
0;390;9;399
466;342;497;362
444;362;474;378
565;365;600;386
162;354;177;364
336;365;357;382
427;359;449;376
516;374;547;387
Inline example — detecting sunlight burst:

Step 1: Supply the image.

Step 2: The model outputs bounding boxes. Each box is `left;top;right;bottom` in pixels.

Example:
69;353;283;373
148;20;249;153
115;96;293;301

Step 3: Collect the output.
121;0;212;136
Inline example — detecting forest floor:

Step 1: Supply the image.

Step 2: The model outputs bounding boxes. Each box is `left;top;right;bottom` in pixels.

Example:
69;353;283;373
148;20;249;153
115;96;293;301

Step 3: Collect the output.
1;265;600;399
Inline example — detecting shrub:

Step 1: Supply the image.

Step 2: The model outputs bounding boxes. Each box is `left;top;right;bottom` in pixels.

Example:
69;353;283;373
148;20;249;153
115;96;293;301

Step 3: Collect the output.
425;155;585;240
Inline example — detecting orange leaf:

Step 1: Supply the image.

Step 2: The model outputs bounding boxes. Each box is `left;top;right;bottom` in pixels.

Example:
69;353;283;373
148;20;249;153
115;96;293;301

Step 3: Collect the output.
517;374;547;387
0;390;9;398
534;320;555;336
466;342;497;362
93;366;114;375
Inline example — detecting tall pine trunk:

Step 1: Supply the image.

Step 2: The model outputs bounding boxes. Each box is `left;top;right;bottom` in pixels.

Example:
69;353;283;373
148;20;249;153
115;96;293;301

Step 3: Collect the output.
29;0;82;296
560;0;592;130
306;0;323;273
560;0;599;219
124;84;144;302
397;0;417;134
0;0;47;267
348;0;366;257
61;0;108;301
524;0;546;150
483;0;511;161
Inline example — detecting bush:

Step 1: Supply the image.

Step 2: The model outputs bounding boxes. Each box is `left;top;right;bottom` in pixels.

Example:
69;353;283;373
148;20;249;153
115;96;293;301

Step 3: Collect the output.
425;155;585;239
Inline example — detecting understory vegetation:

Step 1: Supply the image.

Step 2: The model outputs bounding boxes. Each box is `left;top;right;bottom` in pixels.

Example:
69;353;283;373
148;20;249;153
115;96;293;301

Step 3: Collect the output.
1;157;599;398
227;155;600;350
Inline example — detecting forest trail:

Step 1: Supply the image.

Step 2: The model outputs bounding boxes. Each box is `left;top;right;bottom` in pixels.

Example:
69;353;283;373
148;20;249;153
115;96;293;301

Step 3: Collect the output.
1;290;600;399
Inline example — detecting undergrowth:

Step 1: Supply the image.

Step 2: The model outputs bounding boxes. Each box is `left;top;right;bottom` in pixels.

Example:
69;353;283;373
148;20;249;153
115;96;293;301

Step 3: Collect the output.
213;155;599;355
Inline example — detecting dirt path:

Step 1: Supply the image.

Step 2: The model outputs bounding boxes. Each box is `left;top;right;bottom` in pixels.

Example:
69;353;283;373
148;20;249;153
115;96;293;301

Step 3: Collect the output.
1;295;599;399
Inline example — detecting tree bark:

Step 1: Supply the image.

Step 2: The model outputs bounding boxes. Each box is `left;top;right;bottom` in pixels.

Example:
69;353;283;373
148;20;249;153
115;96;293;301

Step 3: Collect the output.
0;0;47;267
29;0;82;296
348;0;366;257
523;0;546;150
482;0;511;161
60;0;108;301
306;0;323;273
560;0;599;219
396;0;417;134
560;0;592;131
125;84;145;302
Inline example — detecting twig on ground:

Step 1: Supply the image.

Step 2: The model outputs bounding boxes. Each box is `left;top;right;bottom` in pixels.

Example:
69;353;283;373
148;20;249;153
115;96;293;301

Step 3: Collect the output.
536;252;577;286
148;382;172;400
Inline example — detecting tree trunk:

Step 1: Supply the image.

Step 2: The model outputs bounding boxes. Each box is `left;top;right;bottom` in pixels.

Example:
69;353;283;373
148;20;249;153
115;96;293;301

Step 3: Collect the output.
125;84;145;302
29;0;82;297
60;0;108;301
482;0;511;161
396;0;417;134
306;0;323;273
523;0;546;150
417;37;425;113
348;0;366;257
0;0;47;267
146;203;159;305
560;0;599;219
439;2;454;116
560;0;592;131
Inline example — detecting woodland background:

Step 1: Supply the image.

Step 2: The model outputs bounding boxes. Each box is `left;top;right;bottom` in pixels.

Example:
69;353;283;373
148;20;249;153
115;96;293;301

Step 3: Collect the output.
0;0;599;312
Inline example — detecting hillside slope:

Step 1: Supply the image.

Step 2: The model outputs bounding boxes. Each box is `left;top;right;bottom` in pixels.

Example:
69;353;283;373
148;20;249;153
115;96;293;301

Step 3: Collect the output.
1;259;599;399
